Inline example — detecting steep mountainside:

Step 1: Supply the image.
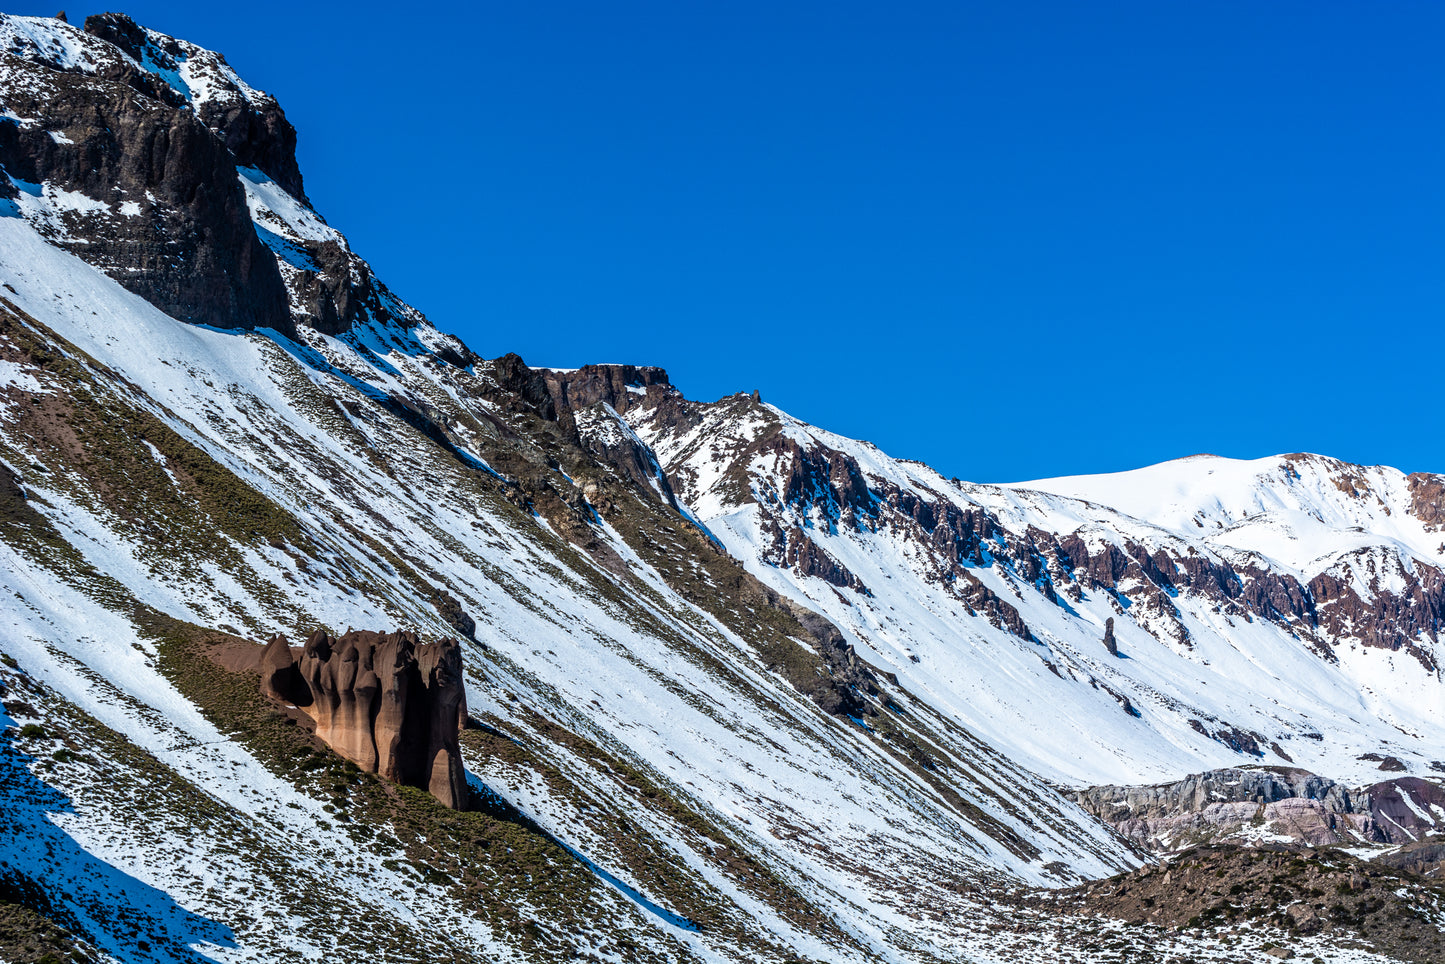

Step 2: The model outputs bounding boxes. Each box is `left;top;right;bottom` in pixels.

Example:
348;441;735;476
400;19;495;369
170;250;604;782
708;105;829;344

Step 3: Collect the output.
624;389;1444;789
0;12;1441;964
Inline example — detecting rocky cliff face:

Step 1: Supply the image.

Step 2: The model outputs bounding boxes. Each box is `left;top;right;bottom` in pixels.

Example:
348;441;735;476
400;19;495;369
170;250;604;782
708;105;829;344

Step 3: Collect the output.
80;12;308;203
1073;767;1445;851
3;11;1444;963
0;14;291;333
0;13;420;337
619;384;1445;789
261;629;469;809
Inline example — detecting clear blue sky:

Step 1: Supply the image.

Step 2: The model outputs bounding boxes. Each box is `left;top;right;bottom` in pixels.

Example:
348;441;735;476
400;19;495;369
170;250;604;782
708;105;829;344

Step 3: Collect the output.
21;2;1445;481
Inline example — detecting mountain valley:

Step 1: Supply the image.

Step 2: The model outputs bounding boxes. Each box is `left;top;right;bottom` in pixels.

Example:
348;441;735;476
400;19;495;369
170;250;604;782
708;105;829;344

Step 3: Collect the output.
0;12;1441;964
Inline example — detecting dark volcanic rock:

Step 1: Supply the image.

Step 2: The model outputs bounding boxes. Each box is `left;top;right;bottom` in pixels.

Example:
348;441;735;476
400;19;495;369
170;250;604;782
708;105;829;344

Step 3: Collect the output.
432;591;477;641
482;353;558;421
570;402;684;510
1306;552;1445;670
787;604;880;718
82;12;307;202
544;363;672;420
0;13;426;338
761;517;870;595
0;17;293;334
262;629;469;808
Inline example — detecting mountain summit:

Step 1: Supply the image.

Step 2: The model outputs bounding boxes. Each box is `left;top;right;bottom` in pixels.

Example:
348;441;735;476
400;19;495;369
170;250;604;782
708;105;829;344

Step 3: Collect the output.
1;12;1441;964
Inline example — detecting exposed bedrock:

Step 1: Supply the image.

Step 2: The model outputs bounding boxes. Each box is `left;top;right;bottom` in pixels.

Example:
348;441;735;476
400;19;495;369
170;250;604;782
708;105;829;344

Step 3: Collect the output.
1102;617;1118;657
1407;472;1445;530
1073;767;1445;851
0;17;293;334
543;363;672;420
82;12;308;202
260;629;469;808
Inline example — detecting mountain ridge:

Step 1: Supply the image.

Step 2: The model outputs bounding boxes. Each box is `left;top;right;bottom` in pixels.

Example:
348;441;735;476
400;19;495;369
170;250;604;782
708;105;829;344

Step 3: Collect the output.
1;11;1441;964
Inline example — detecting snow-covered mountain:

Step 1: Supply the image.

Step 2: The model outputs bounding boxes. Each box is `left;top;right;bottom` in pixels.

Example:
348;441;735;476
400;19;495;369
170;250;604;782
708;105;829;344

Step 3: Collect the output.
1;12;1441;964
624;386;1445;788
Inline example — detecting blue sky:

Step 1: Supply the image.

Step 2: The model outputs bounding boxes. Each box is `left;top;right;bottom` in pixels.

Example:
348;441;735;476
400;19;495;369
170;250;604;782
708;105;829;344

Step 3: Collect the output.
20;2;1445;481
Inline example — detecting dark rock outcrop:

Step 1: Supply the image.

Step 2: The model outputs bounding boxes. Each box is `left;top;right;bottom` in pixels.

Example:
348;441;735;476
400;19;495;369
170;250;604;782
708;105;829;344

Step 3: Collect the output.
0;16;293;334
0;13;427;338
260;629;469;808
431;591;477;641
761;517;870;595
1102;617;1118;656
83;13;309;204
1407;472;1445;530
787;604;880;719
570;402;683;510
544;364;672;421
1306;553;1444;670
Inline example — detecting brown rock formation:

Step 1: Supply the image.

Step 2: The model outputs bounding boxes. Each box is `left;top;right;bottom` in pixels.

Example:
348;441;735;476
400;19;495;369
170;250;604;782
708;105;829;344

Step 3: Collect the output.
1406;472;1445;530
261;629;469;808
416;638;468;805
259;633;309;706
1073;767;1445;851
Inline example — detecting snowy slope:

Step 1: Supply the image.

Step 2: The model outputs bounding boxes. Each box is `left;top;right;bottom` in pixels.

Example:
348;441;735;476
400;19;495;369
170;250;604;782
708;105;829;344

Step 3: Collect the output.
0;208;1136;961
1;12;1441;964
1017;453;1445;576
627;397;1445;791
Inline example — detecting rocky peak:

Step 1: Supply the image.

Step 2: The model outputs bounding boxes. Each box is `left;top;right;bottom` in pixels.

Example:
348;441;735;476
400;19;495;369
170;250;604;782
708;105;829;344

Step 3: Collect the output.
81;12;308;203
544;363;672;419
476;352;557;421
1;13;293;334
0;12;426;339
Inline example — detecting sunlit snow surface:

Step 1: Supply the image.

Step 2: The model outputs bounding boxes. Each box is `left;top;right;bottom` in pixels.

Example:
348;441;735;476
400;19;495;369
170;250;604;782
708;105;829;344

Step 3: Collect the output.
0;17;1440;953
0;214;1151;962
630;403;1445;791
0;210;1429;964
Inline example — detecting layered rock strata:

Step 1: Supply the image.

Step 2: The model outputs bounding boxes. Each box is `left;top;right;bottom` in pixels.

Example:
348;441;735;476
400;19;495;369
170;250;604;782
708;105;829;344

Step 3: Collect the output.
1073;767;1445;851
0;13;424;336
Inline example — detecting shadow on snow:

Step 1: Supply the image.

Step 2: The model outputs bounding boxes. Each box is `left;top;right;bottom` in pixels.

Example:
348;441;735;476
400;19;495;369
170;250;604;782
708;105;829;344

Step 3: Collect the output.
0;711;237;964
